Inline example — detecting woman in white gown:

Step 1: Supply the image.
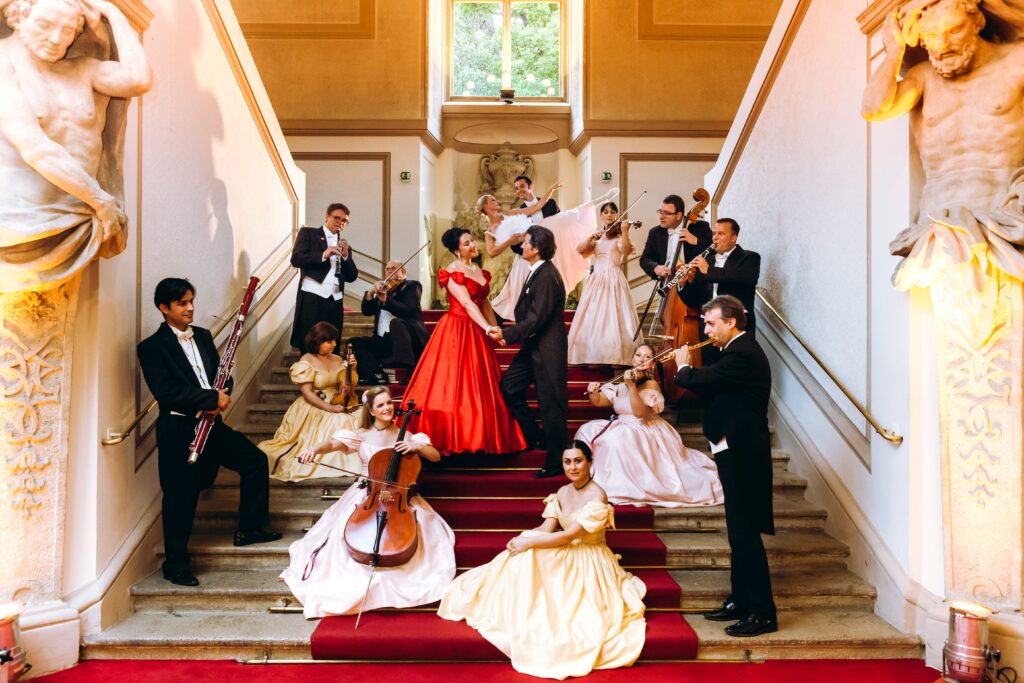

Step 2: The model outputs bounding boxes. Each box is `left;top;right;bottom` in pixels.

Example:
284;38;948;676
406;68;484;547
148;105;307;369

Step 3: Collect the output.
567;202;640;366
575;345;724;508
279;386;456;618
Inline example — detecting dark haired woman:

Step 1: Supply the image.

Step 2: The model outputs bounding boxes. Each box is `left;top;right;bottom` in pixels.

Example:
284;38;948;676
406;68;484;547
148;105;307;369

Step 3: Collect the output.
567;201;640;366
439;441;646;679
577;345;723;508
259;322;360;481
279;386;454;618
400;228;527;454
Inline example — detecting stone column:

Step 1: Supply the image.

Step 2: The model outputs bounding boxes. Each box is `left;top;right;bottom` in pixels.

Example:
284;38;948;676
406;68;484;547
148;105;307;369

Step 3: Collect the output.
0;276;81;605
930;267;1024;610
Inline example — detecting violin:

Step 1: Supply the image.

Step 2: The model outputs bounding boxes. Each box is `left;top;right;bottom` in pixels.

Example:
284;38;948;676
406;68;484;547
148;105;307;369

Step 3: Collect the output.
331;342;360;411
344;401;423;569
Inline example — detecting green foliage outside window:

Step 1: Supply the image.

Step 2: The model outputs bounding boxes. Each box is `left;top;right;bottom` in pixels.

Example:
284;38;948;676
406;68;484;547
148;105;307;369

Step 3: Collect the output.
452;1;561;99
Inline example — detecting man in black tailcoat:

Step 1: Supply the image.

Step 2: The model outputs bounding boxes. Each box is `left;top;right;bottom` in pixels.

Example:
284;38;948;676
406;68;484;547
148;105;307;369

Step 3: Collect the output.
289;203;359;349
137;278;281;587
639;194;712;309
674;295;777;637
488;226;568;478
350;260;430;385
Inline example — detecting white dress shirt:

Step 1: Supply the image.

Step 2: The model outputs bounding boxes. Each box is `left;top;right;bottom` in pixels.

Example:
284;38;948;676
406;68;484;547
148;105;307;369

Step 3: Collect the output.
376;299;394;337
300;225;346;300
173;326;212;390
665;226;684;266
711;247;736;299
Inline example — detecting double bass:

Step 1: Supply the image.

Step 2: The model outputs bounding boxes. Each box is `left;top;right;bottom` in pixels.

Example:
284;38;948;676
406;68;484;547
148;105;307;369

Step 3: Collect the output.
343;401;423;625
652;188;711;402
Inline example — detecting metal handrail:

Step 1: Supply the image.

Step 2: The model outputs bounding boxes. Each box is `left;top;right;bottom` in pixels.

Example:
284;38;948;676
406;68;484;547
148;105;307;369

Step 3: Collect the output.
755;289;903;445
101;239;294;447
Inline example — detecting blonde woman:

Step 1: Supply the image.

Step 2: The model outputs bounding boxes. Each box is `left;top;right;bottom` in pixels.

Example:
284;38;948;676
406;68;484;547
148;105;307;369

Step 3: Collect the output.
279;386;455;618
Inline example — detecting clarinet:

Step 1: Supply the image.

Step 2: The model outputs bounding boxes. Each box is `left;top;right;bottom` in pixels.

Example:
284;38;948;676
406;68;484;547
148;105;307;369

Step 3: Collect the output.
658;243;716;295
186;276;260;464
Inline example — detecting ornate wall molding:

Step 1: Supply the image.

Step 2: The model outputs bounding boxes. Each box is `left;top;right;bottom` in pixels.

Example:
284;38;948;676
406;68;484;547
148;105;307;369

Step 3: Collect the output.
111;0;153;31
0;278;80;604
637;0;772;41
857;0;904;36
237;0;375;39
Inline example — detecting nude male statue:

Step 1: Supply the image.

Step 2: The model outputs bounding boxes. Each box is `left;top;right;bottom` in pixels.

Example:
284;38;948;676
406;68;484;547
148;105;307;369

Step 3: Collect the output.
0;0;152;291
862;0;1024;288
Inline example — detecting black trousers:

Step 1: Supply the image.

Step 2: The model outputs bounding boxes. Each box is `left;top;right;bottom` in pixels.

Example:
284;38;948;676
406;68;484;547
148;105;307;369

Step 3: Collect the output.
350;319;423;378
500;348;567;468
291;289;344;349
156;415;270;571
715;448;776;617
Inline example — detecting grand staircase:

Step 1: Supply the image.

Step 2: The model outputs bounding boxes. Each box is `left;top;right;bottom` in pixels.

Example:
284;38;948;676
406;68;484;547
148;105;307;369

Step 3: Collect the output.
83;310;922;663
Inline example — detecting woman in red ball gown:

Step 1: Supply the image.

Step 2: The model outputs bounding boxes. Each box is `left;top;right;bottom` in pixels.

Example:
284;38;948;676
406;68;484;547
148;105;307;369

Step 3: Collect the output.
401;228;527;455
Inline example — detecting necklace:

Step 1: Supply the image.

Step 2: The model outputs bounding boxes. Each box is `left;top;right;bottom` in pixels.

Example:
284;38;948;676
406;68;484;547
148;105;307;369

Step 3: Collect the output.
573;476;593;491
372;421;391;431
459;259;479;273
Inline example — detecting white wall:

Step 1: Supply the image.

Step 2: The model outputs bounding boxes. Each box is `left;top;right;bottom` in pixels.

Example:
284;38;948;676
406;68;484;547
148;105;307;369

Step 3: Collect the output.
54;1;304;673
705;0;944;641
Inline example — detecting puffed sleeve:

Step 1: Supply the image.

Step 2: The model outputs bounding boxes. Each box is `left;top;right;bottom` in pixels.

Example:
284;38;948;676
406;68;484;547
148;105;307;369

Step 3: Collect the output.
438;268;467;289
288;360;316;385
638;385;665;413
576;501;616;533
599;383;617;403
541;494;561;520
407;431;432;447
330;428;362;452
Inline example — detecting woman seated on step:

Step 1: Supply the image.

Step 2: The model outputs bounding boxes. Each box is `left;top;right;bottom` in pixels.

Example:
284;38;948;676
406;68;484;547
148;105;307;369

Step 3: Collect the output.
576;344;724;508
438;441;646;680
260;322;361;482
279;386;455;618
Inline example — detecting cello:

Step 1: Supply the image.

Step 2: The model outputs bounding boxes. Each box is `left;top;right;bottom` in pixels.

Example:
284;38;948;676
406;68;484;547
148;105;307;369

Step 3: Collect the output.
652;188;711;402
344;400;423;626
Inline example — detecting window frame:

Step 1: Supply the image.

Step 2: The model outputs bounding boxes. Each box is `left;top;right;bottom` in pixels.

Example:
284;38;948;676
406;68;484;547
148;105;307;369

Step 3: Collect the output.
447;0;567;103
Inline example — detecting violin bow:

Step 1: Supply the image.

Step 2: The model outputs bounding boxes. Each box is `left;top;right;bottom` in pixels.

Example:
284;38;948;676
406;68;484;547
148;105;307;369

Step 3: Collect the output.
377;241;431;288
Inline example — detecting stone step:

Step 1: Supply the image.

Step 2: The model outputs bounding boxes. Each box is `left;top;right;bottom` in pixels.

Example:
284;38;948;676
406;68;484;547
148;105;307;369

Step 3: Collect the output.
159;529;848;572
82;608;920;661
82;611;314;660
684;609;922;660
672;568;875;611
191;495;826;533
129;566;874;615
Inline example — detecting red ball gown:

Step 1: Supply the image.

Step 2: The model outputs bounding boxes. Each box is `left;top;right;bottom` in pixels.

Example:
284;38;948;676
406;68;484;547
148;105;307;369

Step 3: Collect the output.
401;269;527;455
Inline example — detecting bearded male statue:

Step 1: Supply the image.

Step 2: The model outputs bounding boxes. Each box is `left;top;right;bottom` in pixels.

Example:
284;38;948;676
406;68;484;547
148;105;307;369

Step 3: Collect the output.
0;0;152;292
862;0;1024;290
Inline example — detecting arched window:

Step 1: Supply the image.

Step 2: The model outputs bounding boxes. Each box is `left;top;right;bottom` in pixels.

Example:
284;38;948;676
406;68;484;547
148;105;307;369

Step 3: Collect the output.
450;0;564;101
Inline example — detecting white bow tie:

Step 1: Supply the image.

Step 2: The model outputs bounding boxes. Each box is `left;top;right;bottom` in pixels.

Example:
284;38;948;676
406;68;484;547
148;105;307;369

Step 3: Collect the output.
174;327;194;341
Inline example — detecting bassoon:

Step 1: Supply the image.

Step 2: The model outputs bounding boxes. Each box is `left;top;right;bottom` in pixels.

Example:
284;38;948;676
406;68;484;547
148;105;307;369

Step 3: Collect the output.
187;276;260;464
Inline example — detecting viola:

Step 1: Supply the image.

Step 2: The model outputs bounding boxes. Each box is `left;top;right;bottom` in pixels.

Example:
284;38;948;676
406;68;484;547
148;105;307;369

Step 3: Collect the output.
343;401;423;568
331;342;360;412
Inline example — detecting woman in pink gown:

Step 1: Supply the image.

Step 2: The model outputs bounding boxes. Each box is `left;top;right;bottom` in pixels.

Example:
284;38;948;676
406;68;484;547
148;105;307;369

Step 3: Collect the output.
575;345;724;508
400;228;527;455
567;202;640;366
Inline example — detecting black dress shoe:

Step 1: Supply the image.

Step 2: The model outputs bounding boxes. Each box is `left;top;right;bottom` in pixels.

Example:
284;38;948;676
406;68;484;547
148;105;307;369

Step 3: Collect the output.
724;613;778;637
233;528;283;547
702;601;747;622
162;569;200;587
533;467;563;479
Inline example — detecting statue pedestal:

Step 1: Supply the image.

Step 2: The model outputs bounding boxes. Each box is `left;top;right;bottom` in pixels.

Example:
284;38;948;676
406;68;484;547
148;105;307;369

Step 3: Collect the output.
0;277;83;673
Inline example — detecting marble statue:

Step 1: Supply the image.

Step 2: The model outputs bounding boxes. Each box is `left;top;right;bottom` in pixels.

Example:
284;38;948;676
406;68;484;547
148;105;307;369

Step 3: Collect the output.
0;0;152;292
862;0;1024;291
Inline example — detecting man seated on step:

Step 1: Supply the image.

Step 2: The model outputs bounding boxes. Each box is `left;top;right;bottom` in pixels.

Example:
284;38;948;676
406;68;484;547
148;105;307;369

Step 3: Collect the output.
137;278;282;587
350;260;429;385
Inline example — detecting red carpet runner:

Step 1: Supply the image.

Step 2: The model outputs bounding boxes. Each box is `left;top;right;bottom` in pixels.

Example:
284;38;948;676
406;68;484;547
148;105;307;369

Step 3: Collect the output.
309;310;700;662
